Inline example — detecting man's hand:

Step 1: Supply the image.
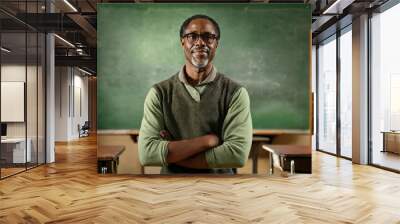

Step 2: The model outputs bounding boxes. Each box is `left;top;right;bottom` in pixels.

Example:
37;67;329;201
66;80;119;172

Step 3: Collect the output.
159;130;220;164
203;134;220;148
160;130;172;140
170;134;219;169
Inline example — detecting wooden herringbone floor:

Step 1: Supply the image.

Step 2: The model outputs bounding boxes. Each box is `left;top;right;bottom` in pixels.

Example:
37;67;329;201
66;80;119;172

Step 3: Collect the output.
1;135;400;224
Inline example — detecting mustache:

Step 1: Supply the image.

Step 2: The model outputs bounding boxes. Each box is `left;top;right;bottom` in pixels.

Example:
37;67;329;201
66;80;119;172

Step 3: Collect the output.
190;46;210;53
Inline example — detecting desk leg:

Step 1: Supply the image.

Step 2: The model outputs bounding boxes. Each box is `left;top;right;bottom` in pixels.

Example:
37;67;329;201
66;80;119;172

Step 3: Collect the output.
269;151;274;175
110;159;118;174
112;158;119;174
98;161;108;174
382;133;386;152
252;145;259;174
98;160;115;174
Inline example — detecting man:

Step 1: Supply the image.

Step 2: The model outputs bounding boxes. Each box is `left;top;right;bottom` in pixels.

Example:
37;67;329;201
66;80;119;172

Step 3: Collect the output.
138;14;252;174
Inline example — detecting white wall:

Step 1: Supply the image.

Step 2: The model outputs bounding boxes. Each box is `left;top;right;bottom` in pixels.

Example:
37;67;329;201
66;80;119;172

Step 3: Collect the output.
72;72;89;138
1;66;26;134
55;66;69;141
1;65;40;137
1;63;46;164
55;66;89;141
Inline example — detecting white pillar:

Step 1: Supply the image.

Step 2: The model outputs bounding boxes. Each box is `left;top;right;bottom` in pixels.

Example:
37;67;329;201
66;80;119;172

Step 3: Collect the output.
352;14;369;164
46;1;55;163
46;33;55;163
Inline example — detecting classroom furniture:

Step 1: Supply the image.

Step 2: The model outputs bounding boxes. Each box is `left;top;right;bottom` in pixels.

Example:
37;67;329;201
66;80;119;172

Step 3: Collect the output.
78;121;90;138
381;131;400;154
1;123;7;137
262;145;311;174
97;130;310;174
0;138;32;165
250;136;271;174
97;145;125;174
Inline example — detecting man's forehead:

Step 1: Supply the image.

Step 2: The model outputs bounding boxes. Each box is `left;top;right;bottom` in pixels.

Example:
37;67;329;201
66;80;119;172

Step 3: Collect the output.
185;19;216;33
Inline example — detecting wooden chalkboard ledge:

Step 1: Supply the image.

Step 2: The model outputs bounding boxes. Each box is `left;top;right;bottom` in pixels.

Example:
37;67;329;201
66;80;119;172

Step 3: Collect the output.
253;129;310;135
97;130;139;142
97;129;139;135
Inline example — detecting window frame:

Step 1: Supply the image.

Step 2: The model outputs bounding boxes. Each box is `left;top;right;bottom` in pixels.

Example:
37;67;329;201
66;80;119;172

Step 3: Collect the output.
315;23;353;161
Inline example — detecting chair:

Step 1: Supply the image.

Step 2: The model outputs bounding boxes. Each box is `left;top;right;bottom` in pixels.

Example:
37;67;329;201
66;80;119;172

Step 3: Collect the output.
78;121;90;138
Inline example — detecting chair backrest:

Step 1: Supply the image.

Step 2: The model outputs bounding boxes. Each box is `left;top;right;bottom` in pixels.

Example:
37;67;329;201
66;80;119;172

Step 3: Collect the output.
82;121;90;129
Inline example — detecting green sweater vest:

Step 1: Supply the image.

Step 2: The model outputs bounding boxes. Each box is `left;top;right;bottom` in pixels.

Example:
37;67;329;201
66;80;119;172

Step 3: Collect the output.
153;73;241;174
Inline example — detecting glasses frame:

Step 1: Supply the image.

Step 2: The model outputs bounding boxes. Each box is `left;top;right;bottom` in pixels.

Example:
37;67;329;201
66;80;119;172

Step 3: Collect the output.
182;32;219;45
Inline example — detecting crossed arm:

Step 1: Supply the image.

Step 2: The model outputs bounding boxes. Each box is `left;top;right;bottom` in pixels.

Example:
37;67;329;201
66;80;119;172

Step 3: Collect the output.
165;134;219;168
138;87;252;169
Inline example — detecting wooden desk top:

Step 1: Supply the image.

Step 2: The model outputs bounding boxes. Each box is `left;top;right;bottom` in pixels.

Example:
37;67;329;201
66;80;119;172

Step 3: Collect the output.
381;131;400;134
1;138;30;143
262;145;311;157
97;145;125;161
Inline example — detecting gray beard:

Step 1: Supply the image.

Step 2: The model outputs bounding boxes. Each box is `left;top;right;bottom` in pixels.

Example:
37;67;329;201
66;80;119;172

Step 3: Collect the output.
191;57;209;69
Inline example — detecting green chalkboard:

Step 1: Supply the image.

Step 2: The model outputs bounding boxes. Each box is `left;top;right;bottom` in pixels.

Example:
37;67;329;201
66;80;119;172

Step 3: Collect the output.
98;3;311;131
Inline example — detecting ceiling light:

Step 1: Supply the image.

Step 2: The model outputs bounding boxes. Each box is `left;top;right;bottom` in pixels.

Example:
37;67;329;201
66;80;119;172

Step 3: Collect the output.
322;0;354;15
78;67;93;76
323;0;343;14
54;34;75;48
76;48;85;55
63;0;78;12
1;47;11;53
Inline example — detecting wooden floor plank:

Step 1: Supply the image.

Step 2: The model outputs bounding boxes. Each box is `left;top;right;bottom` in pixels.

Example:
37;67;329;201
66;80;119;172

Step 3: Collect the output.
0;135;400;223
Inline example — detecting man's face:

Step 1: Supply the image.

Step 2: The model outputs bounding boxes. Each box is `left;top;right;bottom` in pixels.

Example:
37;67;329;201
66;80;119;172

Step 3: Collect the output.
181;18;219;69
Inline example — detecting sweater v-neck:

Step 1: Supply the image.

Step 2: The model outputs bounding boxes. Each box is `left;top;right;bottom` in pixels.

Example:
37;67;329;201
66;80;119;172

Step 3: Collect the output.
178;66;218;102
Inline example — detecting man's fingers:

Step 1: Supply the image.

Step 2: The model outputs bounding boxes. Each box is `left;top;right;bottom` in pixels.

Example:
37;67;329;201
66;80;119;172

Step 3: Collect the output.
160;130;171;139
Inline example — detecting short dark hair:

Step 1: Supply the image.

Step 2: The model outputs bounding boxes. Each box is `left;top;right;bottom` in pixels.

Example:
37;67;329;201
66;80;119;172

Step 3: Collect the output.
179;14;220;40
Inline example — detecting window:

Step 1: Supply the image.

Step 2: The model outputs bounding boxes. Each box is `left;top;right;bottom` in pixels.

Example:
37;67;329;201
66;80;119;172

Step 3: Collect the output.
0;1;47;179
370;2;400;171
316;24;353;159
317;35;337;154
339;27;352;158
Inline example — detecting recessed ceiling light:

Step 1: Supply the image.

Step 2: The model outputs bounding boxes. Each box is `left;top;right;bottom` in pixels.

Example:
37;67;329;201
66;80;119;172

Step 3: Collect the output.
63;0;78;12
78;67;93;76
1;47;11;53
54;34;75;48
322;0;354;15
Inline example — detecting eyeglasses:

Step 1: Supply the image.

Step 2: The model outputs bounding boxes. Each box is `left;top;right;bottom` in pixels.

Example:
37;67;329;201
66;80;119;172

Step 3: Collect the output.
183;32;218;45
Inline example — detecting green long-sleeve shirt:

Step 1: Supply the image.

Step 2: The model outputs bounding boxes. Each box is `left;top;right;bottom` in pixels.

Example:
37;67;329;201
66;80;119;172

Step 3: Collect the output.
138;67;253;168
